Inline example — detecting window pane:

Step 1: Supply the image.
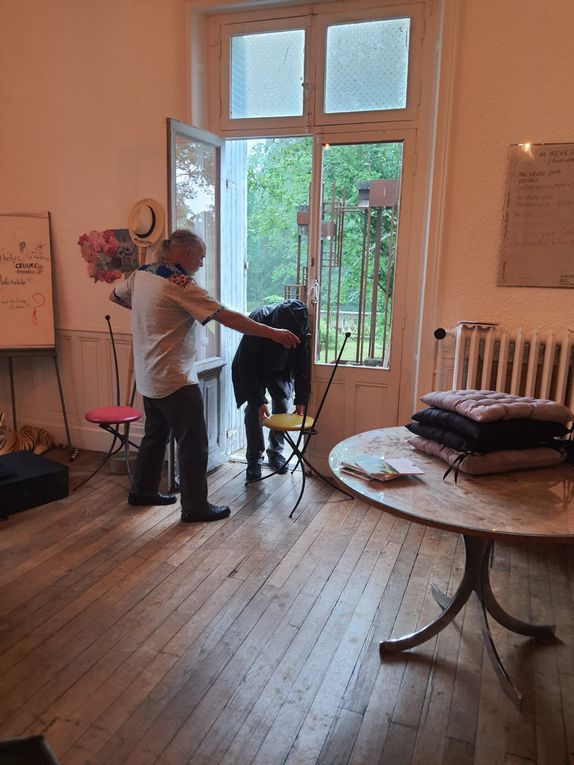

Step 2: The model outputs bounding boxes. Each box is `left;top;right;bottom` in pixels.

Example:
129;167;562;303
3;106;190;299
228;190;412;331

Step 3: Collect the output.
231;30;305;119
324;19;410;114
174;134;219;359
238;137;312;309
317;142;403;368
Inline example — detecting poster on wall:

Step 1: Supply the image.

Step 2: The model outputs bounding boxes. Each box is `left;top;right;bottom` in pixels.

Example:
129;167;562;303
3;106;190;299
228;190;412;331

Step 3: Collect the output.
498;142;574;288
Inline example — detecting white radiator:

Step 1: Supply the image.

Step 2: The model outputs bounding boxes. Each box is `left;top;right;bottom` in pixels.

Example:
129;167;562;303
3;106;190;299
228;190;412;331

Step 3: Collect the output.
434;322;574;412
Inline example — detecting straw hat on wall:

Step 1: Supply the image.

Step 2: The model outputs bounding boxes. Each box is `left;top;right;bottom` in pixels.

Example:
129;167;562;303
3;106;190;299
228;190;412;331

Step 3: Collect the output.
128;198;165;246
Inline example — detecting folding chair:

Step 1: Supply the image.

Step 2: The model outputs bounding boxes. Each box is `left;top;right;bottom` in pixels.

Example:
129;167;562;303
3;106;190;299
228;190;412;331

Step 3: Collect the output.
258;331;354;518
74;315;141;490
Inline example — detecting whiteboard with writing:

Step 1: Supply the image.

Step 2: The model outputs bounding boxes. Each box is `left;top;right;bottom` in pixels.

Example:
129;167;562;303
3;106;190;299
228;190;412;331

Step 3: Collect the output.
0;212;56;350
499;143;574;288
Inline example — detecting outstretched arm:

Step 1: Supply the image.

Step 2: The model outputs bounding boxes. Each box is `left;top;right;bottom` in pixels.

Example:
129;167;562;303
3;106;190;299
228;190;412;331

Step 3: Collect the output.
215;308;299;348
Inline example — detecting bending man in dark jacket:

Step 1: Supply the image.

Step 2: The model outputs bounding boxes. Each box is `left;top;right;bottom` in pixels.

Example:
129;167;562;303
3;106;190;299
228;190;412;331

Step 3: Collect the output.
232;300;311;481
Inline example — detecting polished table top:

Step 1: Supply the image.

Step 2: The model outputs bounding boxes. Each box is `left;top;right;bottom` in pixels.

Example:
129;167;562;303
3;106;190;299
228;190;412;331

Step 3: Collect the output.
329;427;574;542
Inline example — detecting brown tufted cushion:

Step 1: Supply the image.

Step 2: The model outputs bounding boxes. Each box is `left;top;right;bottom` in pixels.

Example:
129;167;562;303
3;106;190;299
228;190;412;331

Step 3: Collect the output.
408;435;565;475
420;390;573;424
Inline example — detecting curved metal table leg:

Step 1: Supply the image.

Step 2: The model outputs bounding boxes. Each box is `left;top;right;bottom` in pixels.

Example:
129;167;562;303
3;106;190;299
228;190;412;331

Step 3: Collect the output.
380;536;482;654
431;584;451;611
481;567;555;637
381;535;556;707
473;591;523;707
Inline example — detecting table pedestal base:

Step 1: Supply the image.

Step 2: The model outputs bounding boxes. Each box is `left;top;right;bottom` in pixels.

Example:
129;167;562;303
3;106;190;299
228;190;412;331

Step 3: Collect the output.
380;536;555;707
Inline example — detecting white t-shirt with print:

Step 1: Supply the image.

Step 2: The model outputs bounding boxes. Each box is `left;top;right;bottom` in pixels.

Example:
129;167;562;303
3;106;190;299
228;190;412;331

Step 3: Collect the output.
113;262;222;398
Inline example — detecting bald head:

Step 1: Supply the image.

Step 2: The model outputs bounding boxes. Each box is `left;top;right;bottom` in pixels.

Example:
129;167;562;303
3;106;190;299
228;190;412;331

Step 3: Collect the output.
162;229;206;274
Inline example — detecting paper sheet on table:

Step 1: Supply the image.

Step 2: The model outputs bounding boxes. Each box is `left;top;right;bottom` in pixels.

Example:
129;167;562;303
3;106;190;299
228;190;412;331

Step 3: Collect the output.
340;455;424;483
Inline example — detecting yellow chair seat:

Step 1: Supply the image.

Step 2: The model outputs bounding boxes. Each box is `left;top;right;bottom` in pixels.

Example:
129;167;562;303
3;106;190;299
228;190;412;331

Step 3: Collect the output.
262;413;315;432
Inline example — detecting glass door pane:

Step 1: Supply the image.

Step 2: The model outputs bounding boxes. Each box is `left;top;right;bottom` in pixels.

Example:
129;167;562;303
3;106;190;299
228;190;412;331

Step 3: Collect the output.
238;137;313;310
169;122;223;360
316;141;403;368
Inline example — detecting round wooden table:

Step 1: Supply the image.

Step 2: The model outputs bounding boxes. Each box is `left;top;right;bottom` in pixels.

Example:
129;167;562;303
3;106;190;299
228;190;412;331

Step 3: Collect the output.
329;427;574;706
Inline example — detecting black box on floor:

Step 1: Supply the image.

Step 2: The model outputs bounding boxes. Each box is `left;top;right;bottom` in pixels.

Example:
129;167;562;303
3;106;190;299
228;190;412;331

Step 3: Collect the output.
0;451;69;517
0;735;61;764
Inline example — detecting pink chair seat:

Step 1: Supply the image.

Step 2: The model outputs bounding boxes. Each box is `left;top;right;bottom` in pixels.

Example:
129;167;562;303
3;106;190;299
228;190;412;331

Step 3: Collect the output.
85;406;142;425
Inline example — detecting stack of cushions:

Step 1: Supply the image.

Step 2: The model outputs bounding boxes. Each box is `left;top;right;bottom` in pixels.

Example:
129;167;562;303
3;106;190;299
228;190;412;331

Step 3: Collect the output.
406;389;573;477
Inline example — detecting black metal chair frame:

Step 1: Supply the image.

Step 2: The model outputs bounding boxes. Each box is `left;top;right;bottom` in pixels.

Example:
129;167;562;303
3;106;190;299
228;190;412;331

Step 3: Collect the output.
73;315;140;491
249;331;354;518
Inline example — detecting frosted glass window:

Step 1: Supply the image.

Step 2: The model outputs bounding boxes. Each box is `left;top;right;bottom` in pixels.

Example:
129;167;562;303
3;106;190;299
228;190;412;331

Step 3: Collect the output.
324;19;410;114
231;30;305;119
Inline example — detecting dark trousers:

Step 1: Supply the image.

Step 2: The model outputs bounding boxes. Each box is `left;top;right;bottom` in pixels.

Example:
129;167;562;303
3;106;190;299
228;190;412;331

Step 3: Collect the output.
131;384;208;515
244;378;290;464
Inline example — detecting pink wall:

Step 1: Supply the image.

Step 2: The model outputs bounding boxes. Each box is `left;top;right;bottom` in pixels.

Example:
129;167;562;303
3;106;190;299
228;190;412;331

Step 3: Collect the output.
1;0;572;339
0;0;188;333
436;0;574;332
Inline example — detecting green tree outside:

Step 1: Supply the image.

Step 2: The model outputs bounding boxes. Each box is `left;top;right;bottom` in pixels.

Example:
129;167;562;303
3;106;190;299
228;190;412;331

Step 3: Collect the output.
246;138;403;365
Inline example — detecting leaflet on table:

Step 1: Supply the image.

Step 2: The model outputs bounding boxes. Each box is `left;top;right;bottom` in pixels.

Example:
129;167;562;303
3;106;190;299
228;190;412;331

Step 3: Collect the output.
340;455;424;482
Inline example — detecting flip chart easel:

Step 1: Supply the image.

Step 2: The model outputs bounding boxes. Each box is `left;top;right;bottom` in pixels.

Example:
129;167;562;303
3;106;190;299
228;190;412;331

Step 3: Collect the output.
0;211;74;456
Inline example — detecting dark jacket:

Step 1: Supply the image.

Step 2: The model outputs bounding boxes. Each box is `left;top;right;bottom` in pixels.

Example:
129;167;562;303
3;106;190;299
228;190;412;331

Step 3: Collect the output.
232;300;311;409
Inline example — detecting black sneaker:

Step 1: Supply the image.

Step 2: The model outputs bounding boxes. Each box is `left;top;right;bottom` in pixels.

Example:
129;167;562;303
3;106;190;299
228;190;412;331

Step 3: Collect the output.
246;462;262;482
128;491;177;506
181;503;231;523
268;454;289;474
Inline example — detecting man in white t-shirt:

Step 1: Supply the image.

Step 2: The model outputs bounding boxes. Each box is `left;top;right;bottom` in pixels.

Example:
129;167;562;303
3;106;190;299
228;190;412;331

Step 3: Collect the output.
110;229;299;522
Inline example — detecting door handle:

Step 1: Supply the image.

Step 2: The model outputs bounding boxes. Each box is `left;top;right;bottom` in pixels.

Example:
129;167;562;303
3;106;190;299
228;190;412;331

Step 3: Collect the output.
309;278;320;305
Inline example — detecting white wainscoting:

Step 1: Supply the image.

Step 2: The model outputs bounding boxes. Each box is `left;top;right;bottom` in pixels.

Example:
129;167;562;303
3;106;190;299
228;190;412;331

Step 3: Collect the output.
0;328;243;459
0;328;143;453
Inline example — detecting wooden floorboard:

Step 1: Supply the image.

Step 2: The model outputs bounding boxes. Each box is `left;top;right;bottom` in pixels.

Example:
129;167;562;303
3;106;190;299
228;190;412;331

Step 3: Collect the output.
0;450;572;765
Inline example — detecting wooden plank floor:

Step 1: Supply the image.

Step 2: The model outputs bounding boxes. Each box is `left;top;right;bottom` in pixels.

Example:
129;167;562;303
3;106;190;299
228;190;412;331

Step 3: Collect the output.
0;450;572;765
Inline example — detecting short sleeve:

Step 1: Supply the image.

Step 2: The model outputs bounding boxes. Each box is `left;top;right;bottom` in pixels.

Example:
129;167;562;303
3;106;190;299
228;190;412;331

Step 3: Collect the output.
113;271;135;308
173;279;223;324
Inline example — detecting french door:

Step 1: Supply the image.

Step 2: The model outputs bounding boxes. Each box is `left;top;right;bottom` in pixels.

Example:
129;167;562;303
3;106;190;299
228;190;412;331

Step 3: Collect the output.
167;119;240;470
168;120;418;470
305;129;417;471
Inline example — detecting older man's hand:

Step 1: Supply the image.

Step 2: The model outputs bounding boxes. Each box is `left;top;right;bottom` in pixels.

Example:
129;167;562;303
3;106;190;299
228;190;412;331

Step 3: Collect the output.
273;328;300;348
258;403;271;423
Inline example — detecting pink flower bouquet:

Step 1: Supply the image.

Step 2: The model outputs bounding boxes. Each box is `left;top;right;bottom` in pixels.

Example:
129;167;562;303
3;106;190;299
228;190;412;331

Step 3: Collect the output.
78;229;138;283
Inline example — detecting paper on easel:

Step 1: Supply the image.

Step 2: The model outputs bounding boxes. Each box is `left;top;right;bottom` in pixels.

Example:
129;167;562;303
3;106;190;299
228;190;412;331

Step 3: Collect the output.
340;455;423;483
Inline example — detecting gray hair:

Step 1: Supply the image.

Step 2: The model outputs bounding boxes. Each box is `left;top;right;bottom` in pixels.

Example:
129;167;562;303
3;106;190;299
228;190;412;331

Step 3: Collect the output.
160;229;204;260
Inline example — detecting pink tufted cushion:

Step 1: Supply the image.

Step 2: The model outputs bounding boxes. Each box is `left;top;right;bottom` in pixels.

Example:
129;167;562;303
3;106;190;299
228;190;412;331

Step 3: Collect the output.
420;389;573;424
408;435;565;475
